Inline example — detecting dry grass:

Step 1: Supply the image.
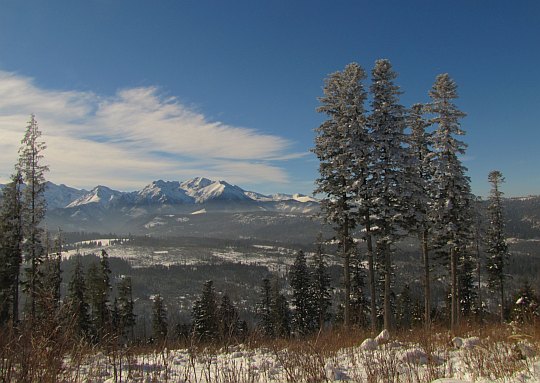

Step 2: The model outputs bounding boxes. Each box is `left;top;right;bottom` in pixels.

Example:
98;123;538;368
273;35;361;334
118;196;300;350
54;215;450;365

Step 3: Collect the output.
1;322;539;382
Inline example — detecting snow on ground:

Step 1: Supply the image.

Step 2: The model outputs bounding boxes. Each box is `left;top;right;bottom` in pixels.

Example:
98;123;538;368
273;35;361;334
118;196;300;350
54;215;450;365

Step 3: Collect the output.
61;331;540;383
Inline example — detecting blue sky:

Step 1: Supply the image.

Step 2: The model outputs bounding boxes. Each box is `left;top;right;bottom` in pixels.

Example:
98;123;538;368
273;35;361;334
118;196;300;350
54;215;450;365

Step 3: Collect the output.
0;1;539;197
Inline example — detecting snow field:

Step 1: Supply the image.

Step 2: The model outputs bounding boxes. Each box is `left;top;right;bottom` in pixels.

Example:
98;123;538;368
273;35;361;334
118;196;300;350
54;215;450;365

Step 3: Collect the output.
55;330;540;383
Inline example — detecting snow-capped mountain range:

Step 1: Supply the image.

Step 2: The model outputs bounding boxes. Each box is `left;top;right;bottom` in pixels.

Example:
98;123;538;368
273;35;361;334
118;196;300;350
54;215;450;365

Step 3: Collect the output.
2;177;318;210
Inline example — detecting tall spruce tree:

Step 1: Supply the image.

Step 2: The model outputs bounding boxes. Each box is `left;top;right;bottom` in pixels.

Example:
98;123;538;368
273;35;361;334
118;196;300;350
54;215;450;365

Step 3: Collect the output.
67;256;91;338
192;280;219;341
427;73;472;331
217;294;241;341
289;250;317;335
0;172;23;326
257;278;274;337
311;237;332;330
407;103;435;326
87;250;112;340
40;232;62;314
368;59;408;330
17;114;49;321
485;170;509;322
271;278;291;338
314;63;369;327
117;276;136;339
152;294;168;341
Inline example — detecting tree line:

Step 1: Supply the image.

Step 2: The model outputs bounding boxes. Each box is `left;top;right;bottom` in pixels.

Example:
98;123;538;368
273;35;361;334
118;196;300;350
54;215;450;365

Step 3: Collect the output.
313;59;518;332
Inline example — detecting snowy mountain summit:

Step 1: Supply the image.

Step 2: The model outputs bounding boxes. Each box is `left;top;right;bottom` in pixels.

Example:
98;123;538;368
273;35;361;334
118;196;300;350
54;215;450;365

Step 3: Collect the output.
44;177;318;209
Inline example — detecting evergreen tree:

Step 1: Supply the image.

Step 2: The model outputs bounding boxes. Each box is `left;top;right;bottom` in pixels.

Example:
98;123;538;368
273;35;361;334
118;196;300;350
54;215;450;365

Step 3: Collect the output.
117;276;136;339
0;172;23;326
314;63;369;327
40;232;62;314
86;250;112;340
368;59;408;330
350;248;369;327
512;282;539;323
427;73;472;331
459;250;478;318
289;250;317;335
311;237;332;330
17;114;49;321
407;103;435;327
257;278;274;337
396;284;413;329
152;294;168;341
192;280;218;341
217;294;241;341
485;170;509;322
67;256;91;338
271;279;291;338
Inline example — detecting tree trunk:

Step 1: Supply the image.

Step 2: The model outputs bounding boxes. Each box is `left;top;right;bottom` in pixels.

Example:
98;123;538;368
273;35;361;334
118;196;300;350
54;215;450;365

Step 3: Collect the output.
450;247;458;332
365;214;377;332
383;242;392;330
343;216;351;328
500;276;505;323
422;228;430;328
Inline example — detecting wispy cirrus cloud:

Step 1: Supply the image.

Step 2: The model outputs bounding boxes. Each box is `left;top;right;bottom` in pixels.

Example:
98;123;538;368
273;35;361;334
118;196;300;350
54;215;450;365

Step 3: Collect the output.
0;70;301;190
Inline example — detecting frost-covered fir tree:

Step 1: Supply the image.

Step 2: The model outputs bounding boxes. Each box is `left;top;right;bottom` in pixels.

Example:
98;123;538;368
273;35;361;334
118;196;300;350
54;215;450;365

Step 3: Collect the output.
257;278;274;337
427;74;473;331
117;276;136;339
217;294;241;341
67;256;91;338
311;237;332;330
271;279;291;338
350;248;369;327
40;233;62;315
290;250;317;335
485;170;509;322
0;172;23;326
368;59;409;330
152;294;168;341
314;63;369;327
17;114;49;321
406;103;435;327
192;280;219;341
86;250;112;340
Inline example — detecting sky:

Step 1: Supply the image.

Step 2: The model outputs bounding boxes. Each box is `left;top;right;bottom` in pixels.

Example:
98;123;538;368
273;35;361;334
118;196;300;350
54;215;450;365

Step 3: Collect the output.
0;1;539;197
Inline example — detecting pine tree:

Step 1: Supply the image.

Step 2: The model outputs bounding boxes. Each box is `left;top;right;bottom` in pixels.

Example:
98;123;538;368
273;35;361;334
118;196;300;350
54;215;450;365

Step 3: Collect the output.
350;248;369;327
152;294;168;341
407;103;435;327
427;73;473;331
67;255;91;338
257;278;274;337
368;59;408;330
512;282;539;323
117;276;136;339
314;63;369;327
289;250;317;335
17;114;49;321
311;237;332;330
40;232;62;315
271;279;291;338
0;172;23;326
217;294;241;341
192;280;219;341
396;284;413;329
485;170;509;322
86;250;112;340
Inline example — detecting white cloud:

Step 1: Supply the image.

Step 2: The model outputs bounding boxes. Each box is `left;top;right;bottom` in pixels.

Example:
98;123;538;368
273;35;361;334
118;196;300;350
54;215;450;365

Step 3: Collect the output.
0;70;298;190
